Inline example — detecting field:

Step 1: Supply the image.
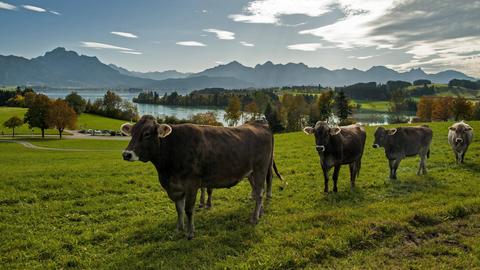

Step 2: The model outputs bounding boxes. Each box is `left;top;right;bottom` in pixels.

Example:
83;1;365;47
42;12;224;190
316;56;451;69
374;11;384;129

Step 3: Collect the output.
0;107;129;136
1;121;480;269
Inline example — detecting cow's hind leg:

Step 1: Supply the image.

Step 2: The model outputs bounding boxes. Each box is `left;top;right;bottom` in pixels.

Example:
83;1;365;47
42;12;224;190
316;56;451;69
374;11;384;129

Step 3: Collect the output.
184;189;198;240
393;159;402;179
332;165;341;192
199;188;206;208
175;198;185;231
265;165;273;199
418;151;427;175
249;171;266;224
206;188;213;209
349;162;357;190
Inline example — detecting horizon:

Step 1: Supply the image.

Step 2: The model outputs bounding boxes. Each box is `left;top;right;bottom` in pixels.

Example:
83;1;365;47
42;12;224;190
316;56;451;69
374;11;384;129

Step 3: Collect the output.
0;0;479;77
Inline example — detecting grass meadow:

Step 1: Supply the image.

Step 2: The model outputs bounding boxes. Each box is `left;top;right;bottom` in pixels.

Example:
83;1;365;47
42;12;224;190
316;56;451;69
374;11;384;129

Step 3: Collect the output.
0;107;130;136
1;121;480;269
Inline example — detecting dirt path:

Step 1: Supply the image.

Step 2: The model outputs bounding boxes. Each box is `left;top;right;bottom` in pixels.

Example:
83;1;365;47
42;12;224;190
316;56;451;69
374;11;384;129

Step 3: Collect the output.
0;140;122;152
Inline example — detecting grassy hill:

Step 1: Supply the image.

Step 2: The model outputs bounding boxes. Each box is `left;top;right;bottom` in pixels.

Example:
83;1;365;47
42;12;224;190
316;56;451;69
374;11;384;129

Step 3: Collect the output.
0;107;130;136
1;121;479;268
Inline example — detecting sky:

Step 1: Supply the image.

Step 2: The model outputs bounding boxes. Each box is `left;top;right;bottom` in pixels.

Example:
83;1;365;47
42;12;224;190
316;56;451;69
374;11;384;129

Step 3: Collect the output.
0;0;479;77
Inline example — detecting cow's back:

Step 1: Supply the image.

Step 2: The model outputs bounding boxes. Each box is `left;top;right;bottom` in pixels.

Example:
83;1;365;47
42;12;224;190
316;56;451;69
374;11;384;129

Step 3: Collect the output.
387;126;432;157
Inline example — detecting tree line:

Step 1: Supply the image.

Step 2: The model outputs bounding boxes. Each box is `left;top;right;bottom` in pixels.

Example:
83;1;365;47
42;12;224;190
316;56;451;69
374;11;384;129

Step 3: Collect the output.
416;96;480;122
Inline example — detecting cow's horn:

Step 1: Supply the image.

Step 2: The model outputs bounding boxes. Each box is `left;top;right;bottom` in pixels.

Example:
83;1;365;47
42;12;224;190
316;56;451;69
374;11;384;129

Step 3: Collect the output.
330;126;341;135
157;124;172;138
388;128;397;135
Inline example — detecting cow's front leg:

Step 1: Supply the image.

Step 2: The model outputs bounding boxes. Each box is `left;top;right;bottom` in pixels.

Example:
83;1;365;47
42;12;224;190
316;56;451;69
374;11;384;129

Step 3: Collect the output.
332;165;341;192
393;159;401;179
206;188;213;209
184;189;198;240
175;198;185;231
321;163;331;193
199;188;206;208
388;159;396;180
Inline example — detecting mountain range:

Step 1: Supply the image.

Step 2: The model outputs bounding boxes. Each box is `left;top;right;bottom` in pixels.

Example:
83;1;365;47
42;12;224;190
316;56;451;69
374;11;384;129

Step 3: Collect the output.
0;47;476;91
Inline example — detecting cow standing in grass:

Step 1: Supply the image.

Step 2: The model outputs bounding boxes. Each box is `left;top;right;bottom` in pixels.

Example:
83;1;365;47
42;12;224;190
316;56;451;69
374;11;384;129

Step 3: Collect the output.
303;122;366;193
121;116;283;239
448;121;473;164
372;125;433;179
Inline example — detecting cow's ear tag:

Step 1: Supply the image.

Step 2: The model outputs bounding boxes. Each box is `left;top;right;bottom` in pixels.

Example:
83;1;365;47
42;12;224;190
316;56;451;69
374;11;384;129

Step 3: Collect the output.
157;124;172;138
388;128;397;135
303;127;315;135
121;123;133;136
330;126;341;136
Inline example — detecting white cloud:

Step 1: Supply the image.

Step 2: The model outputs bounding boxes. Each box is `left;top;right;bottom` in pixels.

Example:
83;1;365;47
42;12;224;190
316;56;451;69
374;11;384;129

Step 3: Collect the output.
81;41;134;51
176;41;206;47
22;5;46;12
287;43;323;51
0;1;16;10
202;9;208;13
120;51;142;55
348;55;376;60
240;41;255;47
215;61;225;65
111;31;138;39
49;10;60;15
229;0;334;24
203;29;235;40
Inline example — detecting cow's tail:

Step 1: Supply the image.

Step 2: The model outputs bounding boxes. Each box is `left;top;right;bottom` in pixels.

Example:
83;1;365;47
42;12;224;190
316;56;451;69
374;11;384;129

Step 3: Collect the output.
427;149;430;159
273;160;284;181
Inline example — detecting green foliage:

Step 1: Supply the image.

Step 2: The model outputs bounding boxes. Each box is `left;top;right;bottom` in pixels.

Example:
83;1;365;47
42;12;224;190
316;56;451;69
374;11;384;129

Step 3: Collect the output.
24;94;52;138
224;96;242;126
2;116;23;136
65;91;87;115
85;91;139;121
1;121;480;268
334;91;353;125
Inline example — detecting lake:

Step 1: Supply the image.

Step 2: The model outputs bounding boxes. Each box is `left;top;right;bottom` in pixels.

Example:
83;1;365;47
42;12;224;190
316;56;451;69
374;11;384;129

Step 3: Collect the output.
39;89;413;126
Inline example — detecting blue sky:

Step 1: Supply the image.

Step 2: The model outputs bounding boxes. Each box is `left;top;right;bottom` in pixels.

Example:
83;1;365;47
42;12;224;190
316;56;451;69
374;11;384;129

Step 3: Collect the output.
0;0;479;77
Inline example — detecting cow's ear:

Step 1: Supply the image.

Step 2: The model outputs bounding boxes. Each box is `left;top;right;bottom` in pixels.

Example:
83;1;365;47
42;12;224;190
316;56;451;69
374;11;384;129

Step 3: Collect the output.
387;128;397;135
449;126;456;131
303;127;315;135
466;126;473;131
157;124;172;138
121;123;133;136
330;126;341;136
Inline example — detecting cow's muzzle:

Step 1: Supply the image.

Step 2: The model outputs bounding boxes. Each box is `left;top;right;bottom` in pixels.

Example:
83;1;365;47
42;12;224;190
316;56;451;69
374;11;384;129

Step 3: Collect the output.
122;150;139;162
372;144;380;148
455;138;463;143
315;145;325;152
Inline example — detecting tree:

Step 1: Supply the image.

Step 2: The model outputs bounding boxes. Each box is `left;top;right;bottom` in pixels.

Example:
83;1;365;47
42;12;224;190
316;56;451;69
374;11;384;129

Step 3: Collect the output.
3;116;23;137
48;99;77;139
24;94;51;138
190;112;223;126
334;91;353;125
416;96;434;121
473;102;480;120
224;96;242;126
432;97;453;121
413;79;431;86
65;91;87;115
103;90;122;114
244;101;260;120
389;89;407;123
450;97;473;121
317;90;334;122
264;102;284;133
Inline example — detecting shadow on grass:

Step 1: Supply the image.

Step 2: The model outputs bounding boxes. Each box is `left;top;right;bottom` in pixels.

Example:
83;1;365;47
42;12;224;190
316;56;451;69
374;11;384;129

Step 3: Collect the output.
460;161;480;175
116;206;259;269
385;175;446;198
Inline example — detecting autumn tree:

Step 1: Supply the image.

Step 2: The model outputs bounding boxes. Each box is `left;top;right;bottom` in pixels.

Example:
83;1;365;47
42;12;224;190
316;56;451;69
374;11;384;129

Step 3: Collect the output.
450;97;474;121
416;96;434;121
65;91;87;115
3;116;23;137
224;96;242;126
432;97;453;121
190;112;222;126
24;94;51;138
244;101;260;120
48;99;77;139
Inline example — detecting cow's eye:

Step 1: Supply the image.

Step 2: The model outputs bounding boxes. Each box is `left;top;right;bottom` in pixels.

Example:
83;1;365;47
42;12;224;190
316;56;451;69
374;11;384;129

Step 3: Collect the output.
144;132;150;138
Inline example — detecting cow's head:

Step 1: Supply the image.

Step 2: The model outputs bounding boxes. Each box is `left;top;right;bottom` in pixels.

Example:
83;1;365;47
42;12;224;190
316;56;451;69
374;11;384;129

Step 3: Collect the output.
449;122;473;146
303;121;341;153
121;115;172;162
372;127;397;148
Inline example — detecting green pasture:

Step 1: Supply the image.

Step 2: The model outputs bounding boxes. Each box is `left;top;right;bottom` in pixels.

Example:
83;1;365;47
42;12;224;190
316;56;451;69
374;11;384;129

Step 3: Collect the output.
1;121;480;269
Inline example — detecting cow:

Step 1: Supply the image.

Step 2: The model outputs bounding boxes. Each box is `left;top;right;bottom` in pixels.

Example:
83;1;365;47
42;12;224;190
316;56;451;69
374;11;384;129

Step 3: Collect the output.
448;121;473;164
372;125;433;179
120;116;283;239
303;121;366;193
